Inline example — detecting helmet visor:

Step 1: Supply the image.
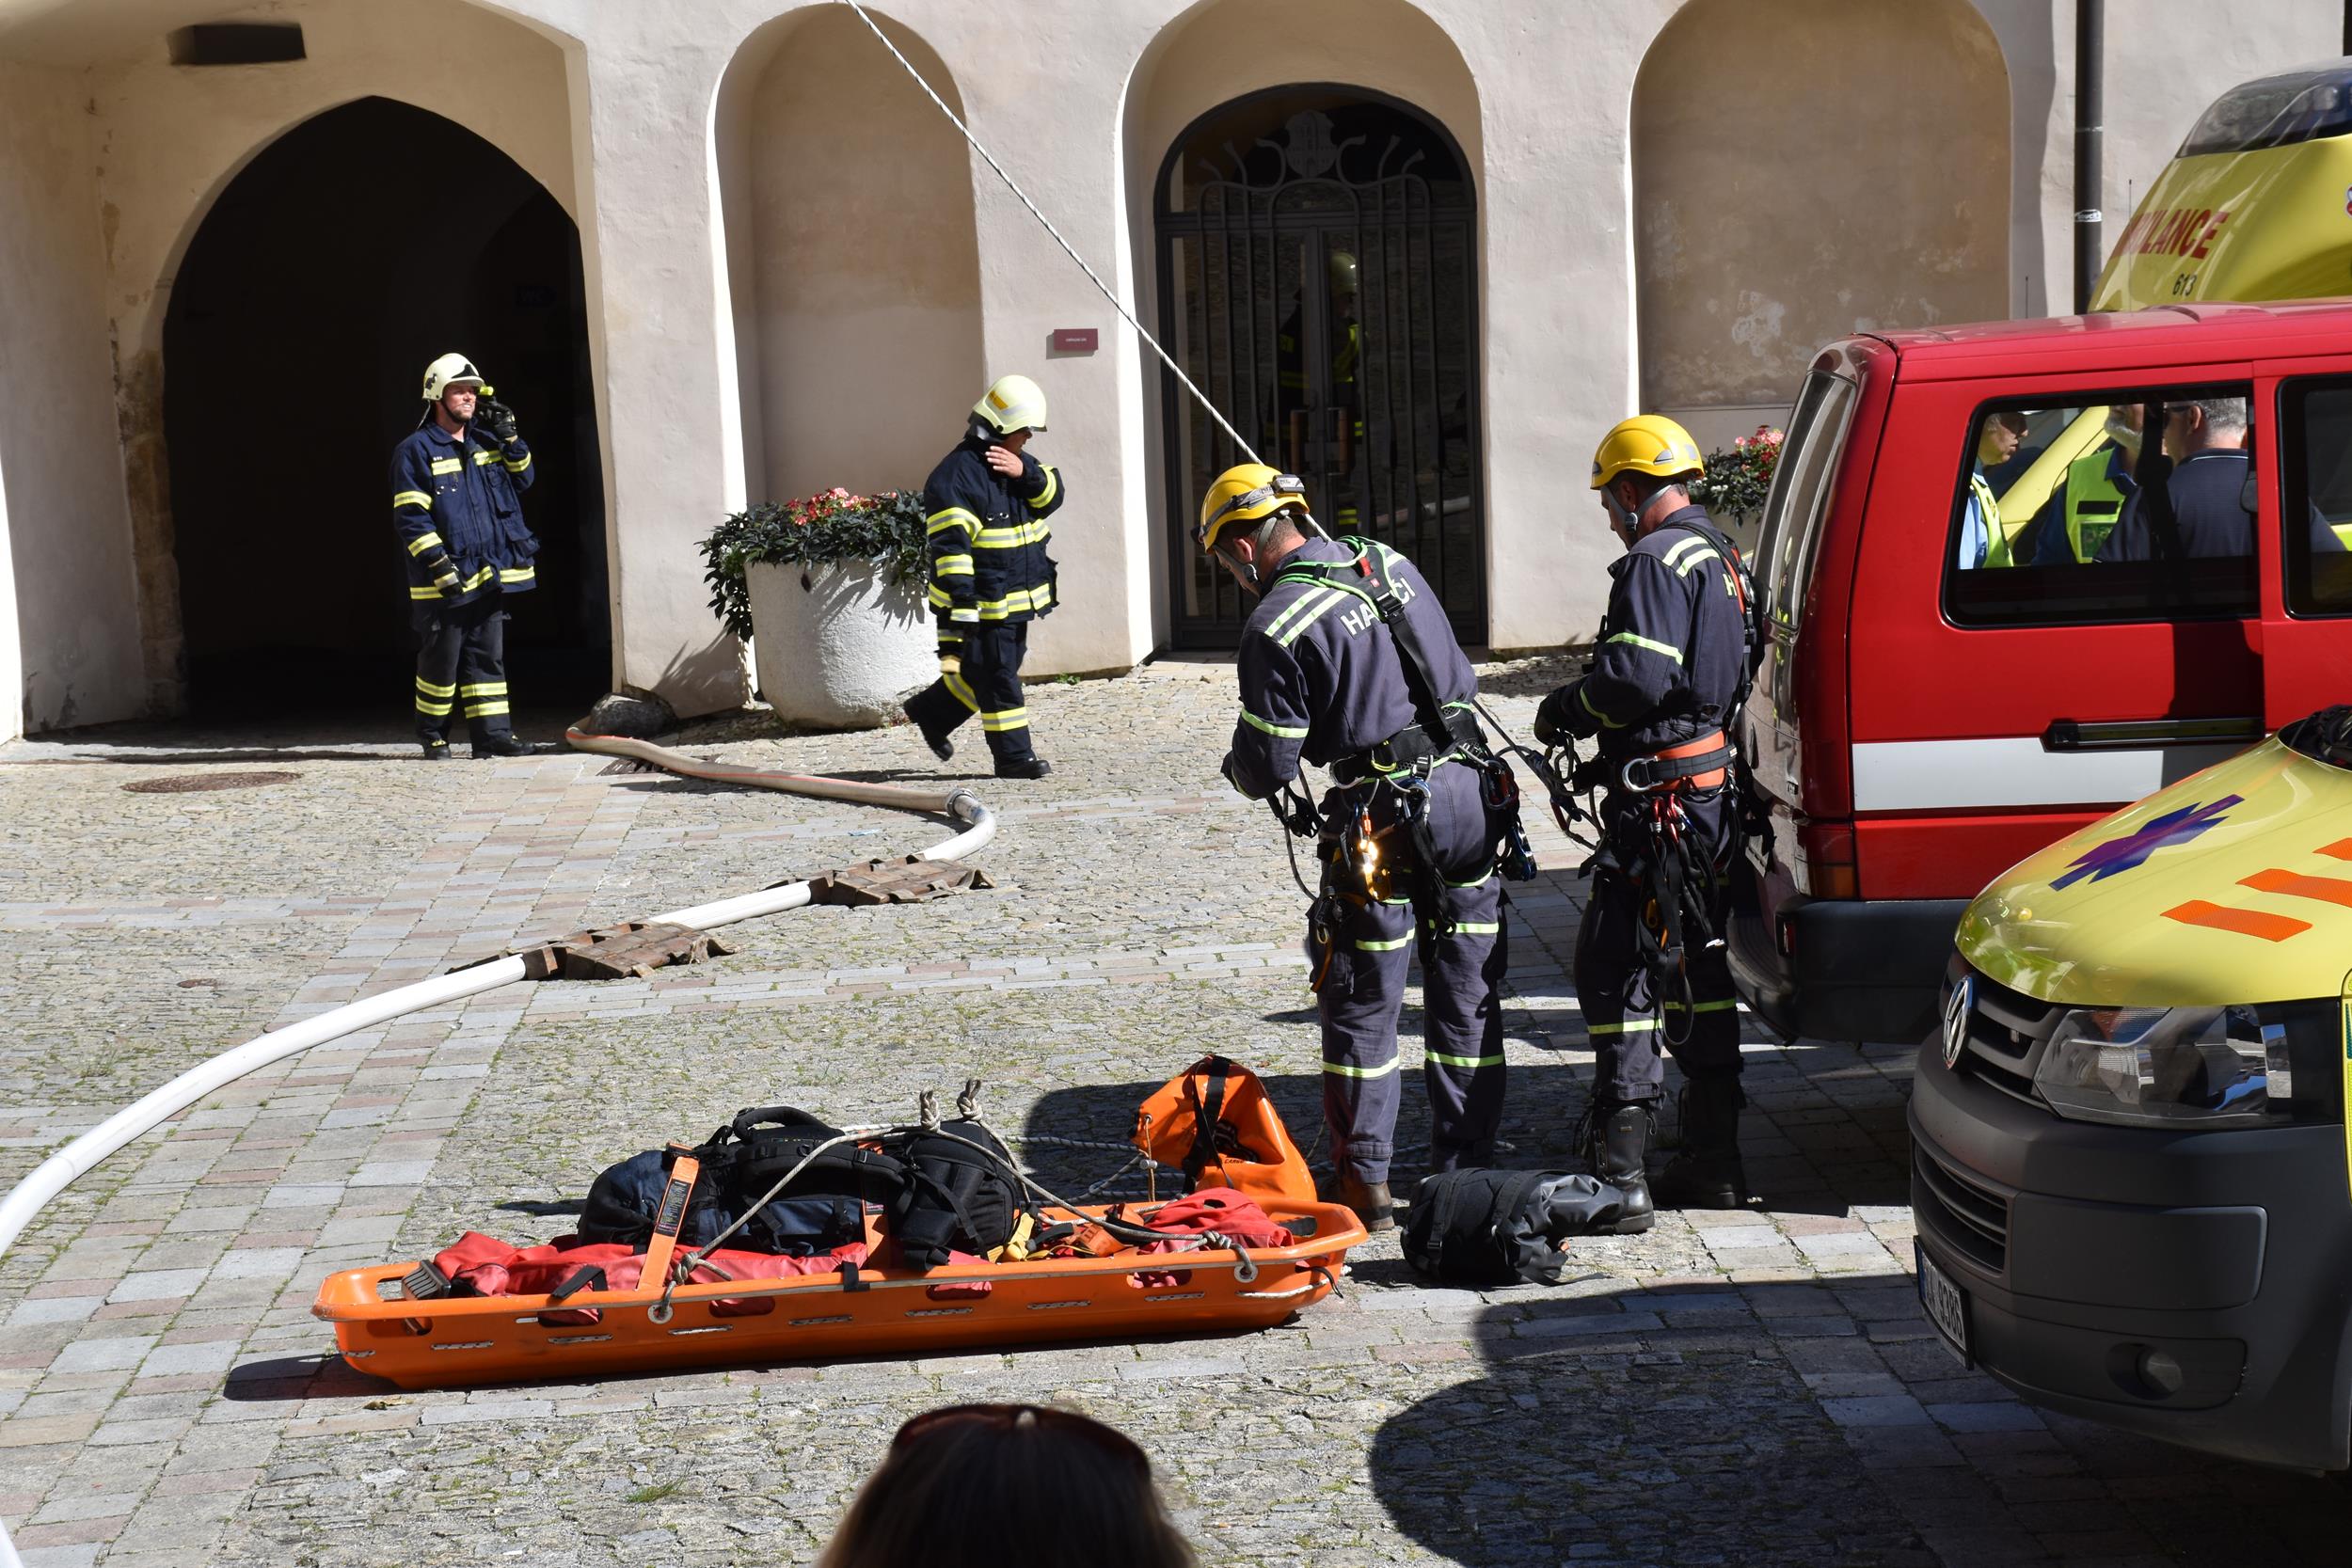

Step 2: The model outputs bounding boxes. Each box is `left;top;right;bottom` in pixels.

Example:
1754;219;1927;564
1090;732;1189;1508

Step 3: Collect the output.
1196;473;1306;550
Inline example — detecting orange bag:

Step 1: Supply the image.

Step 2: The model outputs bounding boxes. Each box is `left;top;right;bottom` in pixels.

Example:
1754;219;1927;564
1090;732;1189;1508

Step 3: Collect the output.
1134;1055;1315;1207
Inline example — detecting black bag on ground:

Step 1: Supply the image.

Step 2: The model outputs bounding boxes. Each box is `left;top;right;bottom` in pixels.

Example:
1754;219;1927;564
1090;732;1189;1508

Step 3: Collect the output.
1403;1168;1627;1287
888;1118;1030;1270
580;1105;908;1256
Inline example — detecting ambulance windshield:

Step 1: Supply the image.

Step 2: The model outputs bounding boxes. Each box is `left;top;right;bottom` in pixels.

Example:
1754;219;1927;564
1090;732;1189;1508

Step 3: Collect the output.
2179;63;2352;156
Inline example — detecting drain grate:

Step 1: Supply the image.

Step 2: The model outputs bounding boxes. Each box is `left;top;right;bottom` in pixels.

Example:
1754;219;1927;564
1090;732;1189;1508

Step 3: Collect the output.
121;770;300;794
597;758;658;776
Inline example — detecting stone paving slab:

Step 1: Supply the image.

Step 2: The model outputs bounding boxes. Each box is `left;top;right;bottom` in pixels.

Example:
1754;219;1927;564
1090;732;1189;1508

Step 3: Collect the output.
2;661;2348;1565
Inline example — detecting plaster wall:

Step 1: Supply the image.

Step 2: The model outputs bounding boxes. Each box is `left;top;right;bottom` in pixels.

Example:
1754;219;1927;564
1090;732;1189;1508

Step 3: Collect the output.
0;60;143;733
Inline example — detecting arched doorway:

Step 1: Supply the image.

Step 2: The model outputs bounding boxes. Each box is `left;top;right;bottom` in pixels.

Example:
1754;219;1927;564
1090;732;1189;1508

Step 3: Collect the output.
163;96;606;718
1155;87;1481;645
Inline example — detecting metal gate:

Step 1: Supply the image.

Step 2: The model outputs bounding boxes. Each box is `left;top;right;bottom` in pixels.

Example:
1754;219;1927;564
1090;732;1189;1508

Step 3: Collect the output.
1155;90;1483;646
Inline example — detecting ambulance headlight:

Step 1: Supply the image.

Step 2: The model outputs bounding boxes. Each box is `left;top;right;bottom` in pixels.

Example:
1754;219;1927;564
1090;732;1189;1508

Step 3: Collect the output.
2033;1003;2339;1128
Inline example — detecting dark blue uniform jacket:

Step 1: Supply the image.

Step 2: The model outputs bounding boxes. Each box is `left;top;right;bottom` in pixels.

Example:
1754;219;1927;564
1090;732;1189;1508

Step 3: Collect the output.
389;420;536;610
923;436;1064;626
1560;506;1746;756
1225;537;1478;801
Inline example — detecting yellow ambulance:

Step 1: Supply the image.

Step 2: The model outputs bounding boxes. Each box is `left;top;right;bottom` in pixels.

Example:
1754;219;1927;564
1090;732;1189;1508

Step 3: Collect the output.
1914;707;2352;1468
2094;59;2352;309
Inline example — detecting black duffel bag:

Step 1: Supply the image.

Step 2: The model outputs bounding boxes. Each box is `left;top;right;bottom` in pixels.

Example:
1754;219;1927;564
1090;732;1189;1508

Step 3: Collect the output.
1403;1168;1628;1287
887;1118;1031;1270
580;1105;907;1256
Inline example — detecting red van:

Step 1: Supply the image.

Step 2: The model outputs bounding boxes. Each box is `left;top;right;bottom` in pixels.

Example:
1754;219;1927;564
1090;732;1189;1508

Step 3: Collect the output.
1730;300;2352;1044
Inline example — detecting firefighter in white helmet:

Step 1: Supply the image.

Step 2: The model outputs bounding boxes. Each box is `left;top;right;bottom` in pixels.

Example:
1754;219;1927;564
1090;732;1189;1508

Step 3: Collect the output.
389;353;542;758
903;373;1066;779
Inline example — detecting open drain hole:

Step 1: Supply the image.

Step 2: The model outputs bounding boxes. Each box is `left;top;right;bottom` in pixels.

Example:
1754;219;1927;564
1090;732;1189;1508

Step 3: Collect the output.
121;770;301;794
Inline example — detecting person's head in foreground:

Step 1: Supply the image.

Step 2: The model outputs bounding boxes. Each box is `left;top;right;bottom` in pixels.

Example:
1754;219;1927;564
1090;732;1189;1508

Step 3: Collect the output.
815;1402;1196;1568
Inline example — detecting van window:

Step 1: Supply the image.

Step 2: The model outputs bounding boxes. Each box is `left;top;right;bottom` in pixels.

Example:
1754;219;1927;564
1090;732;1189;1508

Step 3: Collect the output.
1755;368;1856;630
1945;388;2259;627
2177;63;2352;155
2280;378;2352;615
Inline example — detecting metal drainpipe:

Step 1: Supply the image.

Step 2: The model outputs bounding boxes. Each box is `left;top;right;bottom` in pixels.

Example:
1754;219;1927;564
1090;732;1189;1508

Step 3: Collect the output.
2074;0;2106;313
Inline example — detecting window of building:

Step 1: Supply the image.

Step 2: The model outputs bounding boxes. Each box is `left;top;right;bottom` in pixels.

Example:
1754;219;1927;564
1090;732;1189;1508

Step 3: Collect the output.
1944;386;2259;628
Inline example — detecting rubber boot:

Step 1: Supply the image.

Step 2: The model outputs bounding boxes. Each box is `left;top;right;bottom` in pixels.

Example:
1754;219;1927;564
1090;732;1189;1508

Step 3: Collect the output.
1581;1101;1656;1234
1653;1076;1749;1211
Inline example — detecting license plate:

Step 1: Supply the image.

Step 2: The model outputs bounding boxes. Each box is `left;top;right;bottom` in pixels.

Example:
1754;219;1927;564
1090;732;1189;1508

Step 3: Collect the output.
1915;1241;1971;1368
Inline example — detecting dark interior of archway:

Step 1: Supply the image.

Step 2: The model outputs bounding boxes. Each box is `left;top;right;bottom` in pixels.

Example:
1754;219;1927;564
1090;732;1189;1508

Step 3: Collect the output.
165;96;607;723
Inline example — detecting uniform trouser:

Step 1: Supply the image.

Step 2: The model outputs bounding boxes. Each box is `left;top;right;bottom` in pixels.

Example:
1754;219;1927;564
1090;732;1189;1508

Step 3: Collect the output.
1318;764;1508;1184
1573;784;1741;1103
413;596;513;746
905;622;1034;764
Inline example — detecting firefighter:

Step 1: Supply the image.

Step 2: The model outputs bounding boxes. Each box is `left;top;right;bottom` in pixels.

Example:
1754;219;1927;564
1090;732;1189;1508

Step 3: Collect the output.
1202;464;1509;1231
903;374;1064;780
1534;415;1751;1225
389;353;541;759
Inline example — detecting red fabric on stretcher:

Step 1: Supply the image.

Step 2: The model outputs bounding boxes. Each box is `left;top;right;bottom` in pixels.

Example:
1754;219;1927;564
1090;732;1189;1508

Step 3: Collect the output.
433;1233;872;1299
1124;1188;1295;1289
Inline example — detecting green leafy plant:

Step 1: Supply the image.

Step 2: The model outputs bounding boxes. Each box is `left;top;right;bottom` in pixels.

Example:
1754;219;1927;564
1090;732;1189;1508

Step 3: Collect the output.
1689;424;1785;524
700;486;929;641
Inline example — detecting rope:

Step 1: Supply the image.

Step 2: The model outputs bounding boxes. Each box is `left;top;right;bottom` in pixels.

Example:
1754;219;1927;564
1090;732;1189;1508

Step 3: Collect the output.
836;0;1263;466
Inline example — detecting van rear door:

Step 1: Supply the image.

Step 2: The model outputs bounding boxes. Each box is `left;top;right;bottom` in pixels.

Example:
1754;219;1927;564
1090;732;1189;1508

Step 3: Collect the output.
2265;365;2352;724
1850;368;2266;902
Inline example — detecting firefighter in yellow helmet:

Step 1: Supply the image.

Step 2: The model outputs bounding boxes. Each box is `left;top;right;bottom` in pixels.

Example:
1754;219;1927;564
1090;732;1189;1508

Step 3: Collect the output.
1200;463;1520;1231
903;374;1066;779
1534;414;1757;1222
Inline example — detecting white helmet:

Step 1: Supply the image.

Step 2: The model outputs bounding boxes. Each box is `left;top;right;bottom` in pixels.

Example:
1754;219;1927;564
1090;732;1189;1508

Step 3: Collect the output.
972;372;1047;436
421;352;487;402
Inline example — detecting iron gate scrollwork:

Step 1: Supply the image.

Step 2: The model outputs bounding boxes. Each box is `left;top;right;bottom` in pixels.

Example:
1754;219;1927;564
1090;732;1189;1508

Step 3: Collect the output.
1156;88;1484;646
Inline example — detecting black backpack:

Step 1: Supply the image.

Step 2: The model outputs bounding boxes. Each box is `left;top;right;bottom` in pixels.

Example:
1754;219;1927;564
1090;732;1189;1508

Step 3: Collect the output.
1403;1168;1626;1287
887;1118;1031;1270
580;1105;907;1256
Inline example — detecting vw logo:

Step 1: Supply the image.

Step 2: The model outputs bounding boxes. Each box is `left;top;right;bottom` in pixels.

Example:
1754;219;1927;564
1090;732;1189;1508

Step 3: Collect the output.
1942;974;1975;1070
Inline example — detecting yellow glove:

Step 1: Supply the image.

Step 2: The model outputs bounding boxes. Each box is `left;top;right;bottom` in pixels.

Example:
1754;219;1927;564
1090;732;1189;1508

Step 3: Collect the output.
937;654;962;675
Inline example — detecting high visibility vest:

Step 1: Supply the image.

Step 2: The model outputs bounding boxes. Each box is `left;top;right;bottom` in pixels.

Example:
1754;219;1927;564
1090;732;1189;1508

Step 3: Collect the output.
2060;451;2129;563
1972;475;2011;568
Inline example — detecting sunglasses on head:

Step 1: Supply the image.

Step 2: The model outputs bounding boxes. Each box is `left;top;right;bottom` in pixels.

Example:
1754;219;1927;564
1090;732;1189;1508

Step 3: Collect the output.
890;1403;1151;1478
1195;474;1307;548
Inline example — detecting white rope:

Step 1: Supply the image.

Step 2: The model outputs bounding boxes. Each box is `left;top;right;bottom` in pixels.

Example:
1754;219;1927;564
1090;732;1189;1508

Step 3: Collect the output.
836;0;1263;467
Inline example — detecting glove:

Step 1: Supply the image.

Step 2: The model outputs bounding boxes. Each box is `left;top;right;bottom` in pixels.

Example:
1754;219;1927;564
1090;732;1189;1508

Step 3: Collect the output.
1533;688;1579;748
424;556;465;600
477;398;519;446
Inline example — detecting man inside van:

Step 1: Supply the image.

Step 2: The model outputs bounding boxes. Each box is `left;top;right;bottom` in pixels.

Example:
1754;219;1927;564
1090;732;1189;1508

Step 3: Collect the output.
2027;404;2141;565
2095;397;2249;562
1955;410;2029;568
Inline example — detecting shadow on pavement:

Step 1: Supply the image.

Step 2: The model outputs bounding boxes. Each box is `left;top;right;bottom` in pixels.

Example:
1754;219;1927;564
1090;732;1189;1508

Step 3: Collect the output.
1366;1277;2352;1566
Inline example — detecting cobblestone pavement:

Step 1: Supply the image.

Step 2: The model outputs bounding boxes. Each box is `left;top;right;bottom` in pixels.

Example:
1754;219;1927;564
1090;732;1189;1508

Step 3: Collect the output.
1;662;2344;1566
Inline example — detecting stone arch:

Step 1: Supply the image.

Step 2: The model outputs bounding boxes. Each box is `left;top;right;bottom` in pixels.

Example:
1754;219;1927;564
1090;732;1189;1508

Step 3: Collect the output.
159;94;607;706
714;6;982;509
1120;0;1485;646
1632;0;2010;446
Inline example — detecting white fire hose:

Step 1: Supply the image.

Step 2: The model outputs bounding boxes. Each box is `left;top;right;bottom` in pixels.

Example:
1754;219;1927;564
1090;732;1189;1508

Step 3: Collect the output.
0;731;993;1563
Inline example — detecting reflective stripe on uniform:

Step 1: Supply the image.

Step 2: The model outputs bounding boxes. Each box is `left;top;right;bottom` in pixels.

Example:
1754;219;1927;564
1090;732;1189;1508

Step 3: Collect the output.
1606;630;1683;662
1447;868;1495;889
459;565;496;592
1240;708;1310;738
1354;935;1413;952
1274;586;1350;647
1261;584;1339;643
974;584;1053;619
1585;1019;1659;1036
409;585;445;600
416;676;457;699
414;696;453;717
943;673;981;713
471;449;499;466
933;555;974;577
1427;1049;1503;1069
1441;920;1502;935
1027;466;1058;511
457;682;507;698
393;489;434;511
429;457;462;476
503;451;531;475
927;507;978;537
1674;546;1723;578
973;521;1049;548
979;707;1029;733
1663;998;1738;1014
499;565;534;585
405;531;445;557
464;700;511;718
1578;686;1626;729
1323;1056;1402;1079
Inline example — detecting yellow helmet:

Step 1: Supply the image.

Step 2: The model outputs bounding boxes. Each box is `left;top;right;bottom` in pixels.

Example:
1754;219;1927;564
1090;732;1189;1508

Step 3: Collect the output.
1196;463;1309;554
973;372;1047;436
1328;250;1359;297
1590;413;1705;489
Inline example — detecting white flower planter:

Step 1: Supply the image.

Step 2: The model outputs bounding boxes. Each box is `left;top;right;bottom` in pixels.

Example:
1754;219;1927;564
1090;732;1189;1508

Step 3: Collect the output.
745;560;934;729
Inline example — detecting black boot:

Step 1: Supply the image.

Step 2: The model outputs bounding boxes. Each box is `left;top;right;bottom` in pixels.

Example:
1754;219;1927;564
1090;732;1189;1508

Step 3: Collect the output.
994;756;1052;780
1654;1076;1750;1211
1580;1101;1656;1234
472;734;545;757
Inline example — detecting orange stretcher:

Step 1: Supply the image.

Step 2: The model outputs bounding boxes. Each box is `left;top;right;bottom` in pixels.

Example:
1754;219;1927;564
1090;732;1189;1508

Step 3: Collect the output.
313;1194;1367;1390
